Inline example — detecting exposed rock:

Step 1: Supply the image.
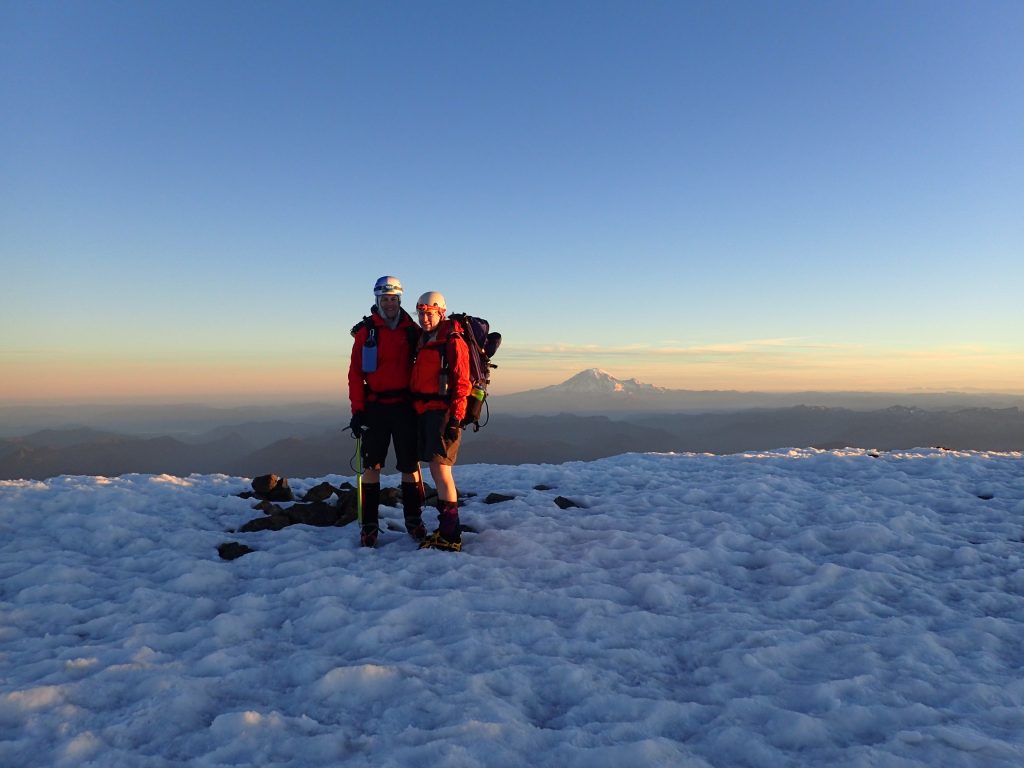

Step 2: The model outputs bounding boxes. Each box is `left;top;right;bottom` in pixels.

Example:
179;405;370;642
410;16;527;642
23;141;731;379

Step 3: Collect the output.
533;484;554;491
240;487;360;532
239;513;292;533
338;490;358;523
235;479;487;537
218;542;255;560
483;493;515;504
251;474;279;496
267;478;295;502
252;500;285;514
251;474;295;502
338;507;359;527
554;496;582;509
301;481;339;503
285;501;347;527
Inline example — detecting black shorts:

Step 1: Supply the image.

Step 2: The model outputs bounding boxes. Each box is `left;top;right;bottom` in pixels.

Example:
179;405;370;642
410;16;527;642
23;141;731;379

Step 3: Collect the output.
360;401;419;474
417;409;461;466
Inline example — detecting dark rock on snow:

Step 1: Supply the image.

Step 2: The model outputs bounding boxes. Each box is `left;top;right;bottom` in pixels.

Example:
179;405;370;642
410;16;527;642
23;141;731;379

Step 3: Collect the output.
483;493;516;504
228;474;498;552
218;542;255;560
554;495;583;509
251;474;295;502
240;513;293;533
301;481;339;503
251;500;285;514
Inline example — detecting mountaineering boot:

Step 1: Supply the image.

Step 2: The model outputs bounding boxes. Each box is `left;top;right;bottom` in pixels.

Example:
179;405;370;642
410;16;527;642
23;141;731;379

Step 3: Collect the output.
418;530;460;552
406;521;427;542
360;483;381;547
437;501;461;541
419;500;462;552
401;481;426;541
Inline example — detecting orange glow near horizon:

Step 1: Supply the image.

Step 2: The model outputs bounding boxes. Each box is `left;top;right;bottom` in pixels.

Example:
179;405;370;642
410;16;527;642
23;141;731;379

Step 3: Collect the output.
0;357;345;405
3;343;1023;405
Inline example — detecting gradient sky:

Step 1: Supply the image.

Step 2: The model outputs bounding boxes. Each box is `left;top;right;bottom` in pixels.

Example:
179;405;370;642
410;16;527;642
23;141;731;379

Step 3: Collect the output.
3;0;1022;405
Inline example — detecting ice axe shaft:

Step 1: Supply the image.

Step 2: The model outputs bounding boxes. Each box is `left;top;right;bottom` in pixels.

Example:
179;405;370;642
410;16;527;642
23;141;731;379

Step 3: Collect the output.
355;433;364;526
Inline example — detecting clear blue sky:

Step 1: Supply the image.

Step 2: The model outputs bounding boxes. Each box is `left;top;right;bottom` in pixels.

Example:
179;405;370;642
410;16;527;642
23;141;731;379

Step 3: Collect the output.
2;0;1022;403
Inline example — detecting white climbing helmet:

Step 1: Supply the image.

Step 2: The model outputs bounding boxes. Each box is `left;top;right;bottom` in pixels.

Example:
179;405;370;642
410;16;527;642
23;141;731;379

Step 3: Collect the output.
416;291;446;313
373;276;403;297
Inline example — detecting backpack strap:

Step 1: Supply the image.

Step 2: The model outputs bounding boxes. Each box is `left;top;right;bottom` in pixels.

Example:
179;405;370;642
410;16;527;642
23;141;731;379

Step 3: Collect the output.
353;313;418;358
410;325;459;403
352;313;416;404
350;315;373;338
411;340;451;404
405;324;419;363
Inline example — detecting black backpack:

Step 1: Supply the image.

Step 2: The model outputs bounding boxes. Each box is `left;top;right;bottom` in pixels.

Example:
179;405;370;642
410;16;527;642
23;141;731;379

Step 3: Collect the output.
448;313;501;431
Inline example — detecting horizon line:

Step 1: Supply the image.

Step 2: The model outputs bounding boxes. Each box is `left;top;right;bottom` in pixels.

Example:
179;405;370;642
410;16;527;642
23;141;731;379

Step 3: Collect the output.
4;385;1024;409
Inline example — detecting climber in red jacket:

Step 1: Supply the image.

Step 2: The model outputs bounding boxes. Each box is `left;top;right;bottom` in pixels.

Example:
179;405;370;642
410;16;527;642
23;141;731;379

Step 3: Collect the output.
410;290;471;552
348;276;424;547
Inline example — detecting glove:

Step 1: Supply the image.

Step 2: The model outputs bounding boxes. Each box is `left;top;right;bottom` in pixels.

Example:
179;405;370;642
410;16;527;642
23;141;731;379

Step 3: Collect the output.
444;418;461;442
349;412;365;434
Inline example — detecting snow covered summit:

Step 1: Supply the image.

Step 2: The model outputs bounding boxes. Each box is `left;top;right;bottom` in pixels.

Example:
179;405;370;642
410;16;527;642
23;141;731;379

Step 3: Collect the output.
2;449;1023;766
546;368;668;395
495;368;678;414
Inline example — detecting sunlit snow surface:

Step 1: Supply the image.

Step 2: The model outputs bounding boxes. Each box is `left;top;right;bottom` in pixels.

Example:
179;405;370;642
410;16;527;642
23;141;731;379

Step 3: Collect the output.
2;448;1023;767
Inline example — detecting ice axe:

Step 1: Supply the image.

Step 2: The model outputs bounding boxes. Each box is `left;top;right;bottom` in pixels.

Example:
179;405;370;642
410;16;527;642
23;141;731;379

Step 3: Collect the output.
348;425;367;527
355;432;364;526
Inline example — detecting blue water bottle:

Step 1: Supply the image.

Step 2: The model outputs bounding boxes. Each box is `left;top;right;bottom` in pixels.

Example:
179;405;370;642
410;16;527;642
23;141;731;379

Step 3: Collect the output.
362;329;378;373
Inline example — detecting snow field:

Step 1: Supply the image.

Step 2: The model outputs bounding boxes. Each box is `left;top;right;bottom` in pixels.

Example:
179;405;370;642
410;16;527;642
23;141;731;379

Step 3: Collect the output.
1;448;1023;766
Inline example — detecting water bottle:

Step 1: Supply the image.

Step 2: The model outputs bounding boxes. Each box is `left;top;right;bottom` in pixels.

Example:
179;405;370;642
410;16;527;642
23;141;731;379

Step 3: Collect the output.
465;385;486;425
362;331;378;373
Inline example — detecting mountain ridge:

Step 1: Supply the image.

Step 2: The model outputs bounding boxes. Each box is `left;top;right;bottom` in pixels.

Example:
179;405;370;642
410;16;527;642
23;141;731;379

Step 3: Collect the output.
497;370;1024;414
2;404;1022;480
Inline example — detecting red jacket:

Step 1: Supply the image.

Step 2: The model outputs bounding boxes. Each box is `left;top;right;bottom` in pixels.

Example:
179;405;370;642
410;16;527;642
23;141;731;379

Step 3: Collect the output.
348;307;420;413
410;319;471;421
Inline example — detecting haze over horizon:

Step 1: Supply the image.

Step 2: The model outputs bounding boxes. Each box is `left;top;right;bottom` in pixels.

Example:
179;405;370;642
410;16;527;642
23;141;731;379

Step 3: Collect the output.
3;1;1022;405
3;367;1022;479
4;367;1024;411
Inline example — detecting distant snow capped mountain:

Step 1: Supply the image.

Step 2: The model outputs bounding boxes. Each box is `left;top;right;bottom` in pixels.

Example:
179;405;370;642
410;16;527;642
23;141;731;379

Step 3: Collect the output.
493;368;676;414
494;369;1024;416
545;368;667;396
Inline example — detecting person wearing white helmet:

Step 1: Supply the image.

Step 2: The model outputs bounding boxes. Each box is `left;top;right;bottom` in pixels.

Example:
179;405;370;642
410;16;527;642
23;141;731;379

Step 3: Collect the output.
409;290;472;551
348;276;425;547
